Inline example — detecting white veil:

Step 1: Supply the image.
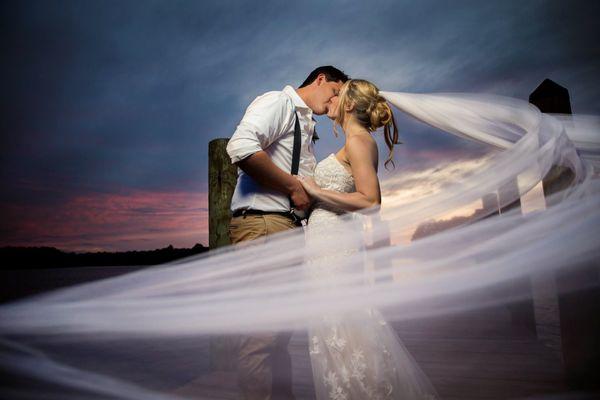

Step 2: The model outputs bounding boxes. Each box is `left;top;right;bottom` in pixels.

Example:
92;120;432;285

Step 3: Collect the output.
1;91;599;399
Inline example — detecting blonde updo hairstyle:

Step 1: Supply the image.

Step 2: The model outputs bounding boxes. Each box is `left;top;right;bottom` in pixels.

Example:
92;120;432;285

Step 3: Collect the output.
335;79;399;169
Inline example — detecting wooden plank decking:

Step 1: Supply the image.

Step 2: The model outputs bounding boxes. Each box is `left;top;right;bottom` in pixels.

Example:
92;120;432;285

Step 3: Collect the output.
173;308;566;399
2;267;569;399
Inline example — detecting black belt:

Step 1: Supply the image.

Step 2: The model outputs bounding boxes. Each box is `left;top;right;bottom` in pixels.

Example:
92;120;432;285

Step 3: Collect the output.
232;209;303;226
232;209;293;218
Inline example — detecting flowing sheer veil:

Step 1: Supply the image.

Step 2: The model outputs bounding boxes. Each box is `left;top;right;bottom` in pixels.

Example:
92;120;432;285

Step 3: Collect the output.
1;91;599;399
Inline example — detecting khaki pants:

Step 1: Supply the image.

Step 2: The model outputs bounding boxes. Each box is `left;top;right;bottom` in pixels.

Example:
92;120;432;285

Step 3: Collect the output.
229;214;297;400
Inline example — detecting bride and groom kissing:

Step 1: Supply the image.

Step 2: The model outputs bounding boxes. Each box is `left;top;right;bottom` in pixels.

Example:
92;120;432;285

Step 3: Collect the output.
226;66;437;400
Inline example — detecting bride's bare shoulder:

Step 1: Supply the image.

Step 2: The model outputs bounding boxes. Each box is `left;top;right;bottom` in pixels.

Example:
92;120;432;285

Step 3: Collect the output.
345;134;378;161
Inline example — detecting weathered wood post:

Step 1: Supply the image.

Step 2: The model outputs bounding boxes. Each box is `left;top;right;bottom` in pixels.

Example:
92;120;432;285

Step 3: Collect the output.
209;138;238;249
530;79;600;390
527;79;571;361
498;180;522;215
366;212;392;283
208;138;238;372
498;179;537;333
530;79;576;202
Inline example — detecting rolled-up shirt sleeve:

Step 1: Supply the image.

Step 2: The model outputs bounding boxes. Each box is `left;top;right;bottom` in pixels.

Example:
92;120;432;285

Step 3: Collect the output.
226;91;294;164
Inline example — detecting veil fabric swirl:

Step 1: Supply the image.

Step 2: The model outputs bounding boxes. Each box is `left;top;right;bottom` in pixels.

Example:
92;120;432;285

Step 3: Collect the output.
1;91;599;399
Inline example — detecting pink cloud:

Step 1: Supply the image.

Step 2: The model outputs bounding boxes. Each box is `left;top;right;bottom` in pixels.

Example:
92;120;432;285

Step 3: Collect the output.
0;190;209;252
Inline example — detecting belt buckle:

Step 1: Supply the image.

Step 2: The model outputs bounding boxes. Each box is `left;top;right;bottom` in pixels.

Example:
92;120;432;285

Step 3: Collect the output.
289;209;305;227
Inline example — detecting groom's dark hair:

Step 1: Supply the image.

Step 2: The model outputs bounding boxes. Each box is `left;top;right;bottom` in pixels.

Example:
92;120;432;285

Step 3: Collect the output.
299;66;349;88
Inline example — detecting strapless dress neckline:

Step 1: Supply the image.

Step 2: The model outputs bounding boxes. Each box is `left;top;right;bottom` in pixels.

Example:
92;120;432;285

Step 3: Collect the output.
328;153;352;177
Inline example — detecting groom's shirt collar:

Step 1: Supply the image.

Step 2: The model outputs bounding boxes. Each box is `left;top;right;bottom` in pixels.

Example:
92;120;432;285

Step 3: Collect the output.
283;85;311;112
283;85;316;141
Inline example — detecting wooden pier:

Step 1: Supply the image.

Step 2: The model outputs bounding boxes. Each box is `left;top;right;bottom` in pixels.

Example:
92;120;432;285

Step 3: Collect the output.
172;307;567;399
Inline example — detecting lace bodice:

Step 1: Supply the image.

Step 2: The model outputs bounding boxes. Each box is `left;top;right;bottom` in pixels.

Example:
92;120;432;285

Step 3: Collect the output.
305;153;361;283
314;154;355;193
309;154;355;224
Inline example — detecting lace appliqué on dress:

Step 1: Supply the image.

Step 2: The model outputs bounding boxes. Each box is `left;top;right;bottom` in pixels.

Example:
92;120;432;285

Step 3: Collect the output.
306;154;438;400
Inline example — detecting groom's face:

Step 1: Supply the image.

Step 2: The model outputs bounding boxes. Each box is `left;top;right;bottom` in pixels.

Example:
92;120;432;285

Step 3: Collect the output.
326;94;340;120
312;77;343;115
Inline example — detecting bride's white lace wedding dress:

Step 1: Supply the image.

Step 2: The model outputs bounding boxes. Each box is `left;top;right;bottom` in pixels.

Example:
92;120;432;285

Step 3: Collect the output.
305;154;438;400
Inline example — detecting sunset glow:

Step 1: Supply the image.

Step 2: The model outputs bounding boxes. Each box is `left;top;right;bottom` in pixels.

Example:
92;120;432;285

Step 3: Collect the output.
1;190;208;252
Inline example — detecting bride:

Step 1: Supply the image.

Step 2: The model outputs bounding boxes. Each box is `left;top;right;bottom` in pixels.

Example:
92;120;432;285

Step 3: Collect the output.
297;79;438;400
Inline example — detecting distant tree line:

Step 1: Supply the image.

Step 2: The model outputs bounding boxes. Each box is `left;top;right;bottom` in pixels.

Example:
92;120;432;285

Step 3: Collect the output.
0;244;209;270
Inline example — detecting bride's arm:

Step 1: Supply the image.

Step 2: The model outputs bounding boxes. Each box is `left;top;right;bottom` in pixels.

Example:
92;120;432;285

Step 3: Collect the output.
299;135;381;212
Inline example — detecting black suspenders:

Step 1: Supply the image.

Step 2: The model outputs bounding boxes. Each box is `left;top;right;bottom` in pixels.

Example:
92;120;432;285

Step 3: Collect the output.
289;111;302;213
291;112;301;176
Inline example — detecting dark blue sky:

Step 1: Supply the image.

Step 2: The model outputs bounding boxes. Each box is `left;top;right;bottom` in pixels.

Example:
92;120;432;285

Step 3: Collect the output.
1;0;598;250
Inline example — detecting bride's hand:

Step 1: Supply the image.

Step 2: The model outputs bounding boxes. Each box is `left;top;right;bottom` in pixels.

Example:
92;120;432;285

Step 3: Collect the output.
296;175;321;198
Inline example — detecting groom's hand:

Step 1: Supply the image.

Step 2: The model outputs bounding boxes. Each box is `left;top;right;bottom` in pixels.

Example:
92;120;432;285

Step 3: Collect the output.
290;181;311;211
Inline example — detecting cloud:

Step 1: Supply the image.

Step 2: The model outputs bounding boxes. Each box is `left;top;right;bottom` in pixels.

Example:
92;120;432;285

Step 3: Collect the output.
1;0;596;250
381;154;492;206
0;189;208;252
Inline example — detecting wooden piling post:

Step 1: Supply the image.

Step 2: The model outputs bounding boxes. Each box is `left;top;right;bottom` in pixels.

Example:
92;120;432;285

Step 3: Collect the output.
530;79;600;390
497;179;537;333
208;139;237;249
208;138;238;372
498;178;523;215
530;79;576;201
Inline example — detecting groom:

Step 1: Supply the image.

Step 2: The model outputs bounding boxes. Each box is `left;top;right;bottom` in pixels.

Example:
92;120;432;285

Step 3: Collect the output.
226;66;348;400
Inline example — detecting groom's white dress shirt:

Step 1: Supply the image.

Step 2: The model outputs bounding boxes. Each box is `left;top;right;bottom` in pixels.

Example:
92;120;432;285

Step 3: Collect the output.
227;85;317;213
